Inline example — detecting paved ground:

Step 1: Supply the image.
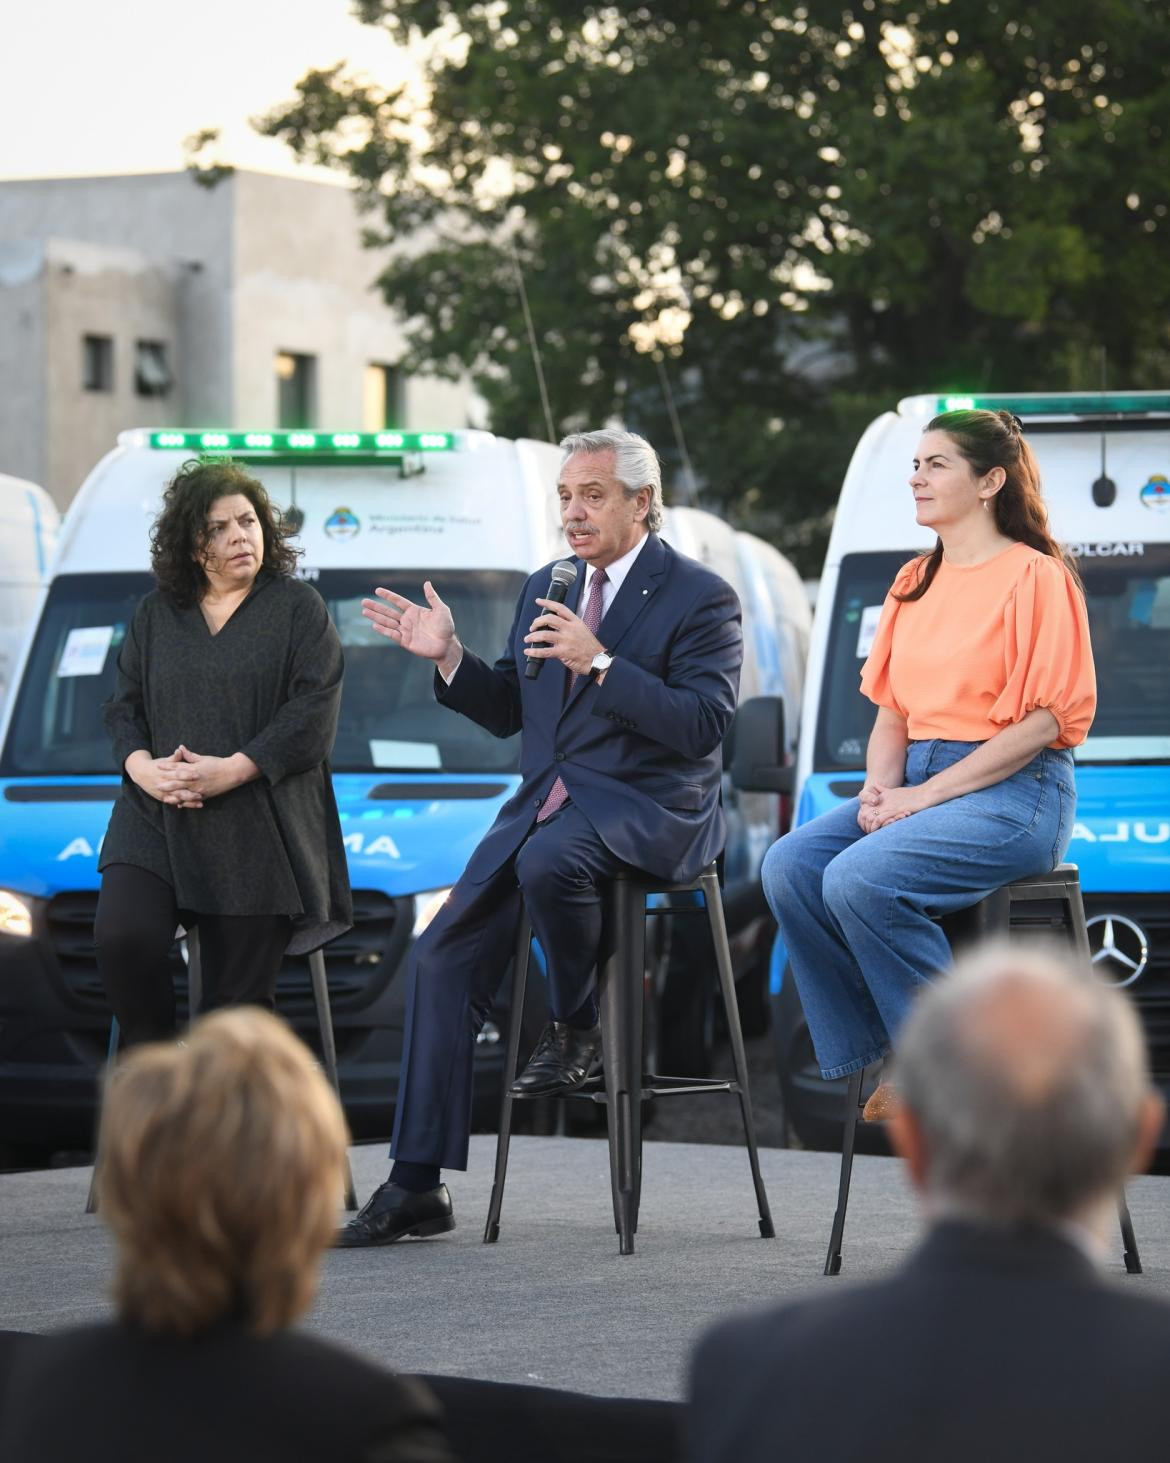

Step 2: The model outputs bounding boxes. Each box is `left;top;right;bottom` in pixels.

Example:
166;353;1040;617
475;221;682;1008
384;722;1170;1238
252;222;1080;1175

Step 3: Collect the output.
4;1133;1166;1401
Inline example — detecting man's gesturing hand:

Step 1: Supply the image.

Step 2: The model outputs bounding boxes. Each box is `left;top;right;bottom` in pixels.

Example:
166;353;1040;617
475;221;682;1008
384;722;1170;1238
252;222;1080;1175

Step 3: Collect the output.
524;598;605;677
362;581;462;676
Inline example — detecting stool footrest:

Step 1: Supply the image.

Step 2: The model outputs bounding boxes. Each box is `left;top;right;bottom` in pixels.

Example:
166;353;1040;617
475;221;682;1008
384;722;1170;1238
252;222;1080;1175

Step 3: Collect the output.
561;1074;741;1102
644;1076;740;1097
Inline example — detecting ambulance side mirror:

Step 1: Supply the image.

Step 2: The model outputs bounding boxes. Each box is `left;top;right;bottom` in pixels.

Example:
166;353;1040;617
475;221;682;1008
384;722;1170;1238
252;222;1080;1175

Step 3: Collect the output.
729;696;793;794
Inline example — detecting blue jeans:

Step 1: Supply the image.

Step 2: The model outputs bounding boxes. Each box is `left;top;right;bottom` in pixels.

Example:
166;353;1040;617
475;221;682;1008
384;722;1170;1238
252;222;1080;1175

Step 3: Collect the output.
761;741;1077;1078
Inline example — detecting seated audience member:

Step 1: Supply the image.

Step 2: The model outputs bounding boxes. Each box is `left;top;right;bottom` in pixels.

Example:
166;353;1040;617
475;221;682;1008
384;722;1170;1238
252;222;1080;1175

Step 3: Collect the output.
0;1010;452;1463
688;945;1168;1463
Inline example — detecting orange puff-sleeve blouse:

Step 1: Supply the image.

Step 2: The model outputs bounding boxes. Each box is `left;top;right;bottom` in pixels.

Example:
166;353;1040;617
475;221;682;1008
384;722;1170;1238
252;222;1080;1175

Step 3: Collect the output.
859;542;1096;748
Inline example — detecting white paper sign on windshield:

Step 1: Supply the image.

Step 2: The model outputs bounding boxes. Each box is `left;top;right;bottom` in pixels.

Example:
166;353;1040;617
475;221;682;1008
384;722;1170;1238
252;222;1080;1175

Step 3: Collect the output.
370;739;442;769
855;605;883;659
57;625;115;678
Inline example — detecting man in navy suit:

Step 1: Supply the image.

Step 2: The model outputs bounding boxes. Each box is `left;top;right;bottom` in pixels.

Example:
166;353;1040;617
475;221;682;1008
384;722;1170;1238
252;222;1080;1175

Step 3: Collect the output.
337;428;742;1246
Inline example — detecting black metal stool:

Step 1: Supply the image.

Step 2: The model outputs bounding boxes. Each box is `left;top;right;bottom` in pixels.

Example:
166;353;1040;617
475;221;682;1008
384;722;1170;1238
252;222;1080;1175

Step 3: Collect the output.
824;863;1142;1277
484;862;776;1255
86;928;357;1213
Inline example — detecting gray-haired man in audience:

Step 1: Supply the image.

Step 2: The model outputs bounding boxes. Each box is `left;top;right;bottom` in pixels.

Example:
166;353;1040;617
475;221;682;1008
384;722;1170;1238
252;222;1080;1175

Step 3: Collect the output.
689;944;1168;1463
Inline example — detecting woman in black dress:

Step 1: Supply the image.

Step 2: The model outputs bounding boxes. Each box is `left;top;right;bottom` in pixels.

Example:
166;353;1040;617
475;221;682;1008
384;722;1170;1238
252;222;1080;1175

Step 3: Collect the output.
94;459;351;1044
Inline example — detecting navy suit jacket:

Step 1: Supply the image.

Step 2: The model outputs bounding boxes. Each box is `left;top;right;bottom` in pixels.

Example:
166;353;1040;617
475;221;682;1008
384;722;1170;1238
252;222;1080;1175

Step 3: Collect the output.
437;533;742;885
689;1220;1170;1463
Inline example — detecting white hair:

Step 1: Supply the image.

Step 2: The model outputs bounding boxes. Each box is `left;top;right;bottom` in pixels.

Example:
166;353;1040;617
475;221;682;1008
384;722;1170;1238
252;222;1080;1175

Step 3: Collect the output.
897;941;1150;1225
558;428;664;532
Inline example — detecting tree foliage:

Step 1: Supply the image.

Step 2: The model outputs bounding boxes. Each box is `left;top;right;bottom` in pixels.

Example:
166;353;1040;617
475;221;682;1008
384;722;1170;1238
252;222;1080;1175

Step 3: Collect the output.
259;1;1170;571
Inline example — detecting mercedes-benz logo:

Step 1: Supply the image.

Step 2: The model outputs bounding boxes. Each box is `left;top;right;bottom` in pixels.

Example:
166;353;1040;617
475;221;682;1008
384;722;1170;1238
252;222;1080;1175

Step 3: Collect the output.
1086;914;1149;987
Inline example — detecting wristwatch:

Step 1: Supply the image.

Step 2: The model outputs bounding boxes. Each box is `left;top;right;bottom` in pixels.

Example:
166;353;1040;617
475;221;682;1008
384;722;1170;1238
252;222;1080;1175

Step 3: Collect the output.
590;650;614;678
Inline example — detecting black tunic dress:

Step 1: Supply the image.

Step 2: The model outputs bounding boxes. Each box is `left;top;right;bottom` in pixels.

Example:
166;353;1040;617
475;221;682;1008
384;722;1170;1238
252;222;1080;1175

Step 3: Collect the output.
99;572;352;956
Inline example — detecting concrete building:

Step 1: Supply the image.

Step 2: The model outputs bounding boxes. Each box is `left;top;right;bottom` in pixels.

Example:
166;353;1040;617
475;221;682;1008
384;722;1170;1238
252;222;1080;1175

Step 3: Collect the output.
0;170;477;507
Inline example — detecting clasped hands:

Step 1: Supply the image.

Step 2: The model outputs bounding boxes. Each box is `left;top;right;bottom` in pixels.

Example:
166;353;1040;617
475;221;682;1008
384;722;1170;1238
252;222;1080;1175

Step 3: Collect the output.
127;746;257;810
857;780;929;833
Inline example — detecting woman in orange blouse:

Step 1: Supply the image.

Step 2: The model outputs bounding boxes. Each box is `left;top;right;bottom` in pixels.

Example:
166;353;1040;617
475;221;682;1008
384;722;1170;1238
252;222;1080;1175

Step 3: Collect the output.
761;409;1094;1115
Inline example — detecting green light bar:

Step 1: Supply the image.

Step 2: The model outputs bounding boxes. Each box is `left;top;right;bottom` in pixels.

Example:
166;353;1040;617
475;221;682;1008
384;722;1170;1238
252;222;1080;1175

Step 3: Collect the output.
148;429;456;454
901;393;1170;418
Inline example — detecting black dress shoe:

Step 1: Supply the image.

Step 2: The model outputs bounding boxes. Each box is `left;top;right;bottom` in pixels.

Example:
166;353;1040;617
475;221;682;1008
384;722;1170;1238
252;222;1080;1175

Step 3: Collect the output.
334;1181;455;1248
510;1020;601;1098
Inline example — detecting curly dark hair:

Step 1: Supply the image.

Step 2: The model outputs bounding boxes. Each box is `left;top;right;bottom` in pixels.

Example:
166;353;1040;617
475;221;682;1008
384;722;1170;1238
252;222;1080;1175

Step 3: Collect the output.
150;459;301;606
895;409;1082;603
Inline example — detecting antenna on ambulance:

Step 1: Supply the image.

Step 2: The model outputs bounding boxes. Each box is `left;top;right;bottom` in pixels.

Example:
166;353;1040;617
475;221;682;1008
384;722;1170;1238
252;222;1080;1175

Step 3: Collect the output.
1093;345;1117;507
655;354;700;507
508;239;557;444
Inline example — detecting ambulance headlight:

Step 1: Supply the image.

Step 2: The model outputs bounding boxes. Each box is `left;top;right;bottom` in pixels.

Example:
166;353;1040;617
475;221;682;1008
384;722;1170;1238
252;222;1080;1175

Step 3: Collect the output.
0;890;35;939
412;888;453;938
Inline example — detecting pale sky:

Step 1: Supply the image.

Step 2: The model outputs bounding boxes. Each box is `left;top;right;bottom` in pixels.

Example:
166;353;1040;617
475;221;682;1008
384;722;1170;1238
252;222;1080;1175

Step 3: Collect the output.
0;0;414;182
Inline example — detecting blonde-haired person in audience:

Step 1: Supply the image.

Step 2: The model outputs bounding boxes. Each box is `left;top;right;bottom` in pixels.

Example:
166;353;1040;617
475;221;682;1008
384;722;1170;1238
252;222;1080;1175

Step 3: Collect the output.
0;1009;453;1463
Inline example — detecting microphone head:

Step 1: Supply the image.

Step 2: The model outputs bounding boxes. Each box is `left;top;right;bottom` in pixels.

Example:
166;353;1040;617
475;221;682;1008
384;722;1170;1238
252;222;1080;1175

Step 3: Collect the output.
550;560;578;587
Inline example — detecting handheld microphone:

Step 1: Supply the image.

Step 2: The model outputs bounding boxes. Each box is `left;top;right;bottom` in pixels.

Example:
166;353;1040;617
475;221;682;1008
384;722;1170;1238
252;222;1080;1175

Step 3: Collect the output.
524;560;578;679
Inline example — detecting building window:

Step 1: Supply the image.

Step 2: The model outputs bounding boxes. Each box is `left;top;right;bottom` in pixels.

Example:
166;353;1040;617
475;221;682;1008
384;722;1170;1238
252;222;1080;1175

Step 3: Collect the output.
135;340;172;398
82;335;114;392
276;351;316;429
363;362;404;430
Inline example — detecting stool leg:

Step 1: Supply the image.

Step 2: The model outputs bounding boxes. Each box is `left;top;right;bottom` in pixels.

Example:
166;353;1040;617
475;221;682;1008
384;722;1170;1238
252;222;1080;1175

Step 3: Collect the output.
599;882;643;1255
1119;1190;1143;1275
186;925;203;1022
701;871;775;1240
85;1016;121;1215
972;885;1010;940
824;1068;865;1276
484;917;532;1244
309;948;357;1212
627;893;647;1235
1064;872;1092;966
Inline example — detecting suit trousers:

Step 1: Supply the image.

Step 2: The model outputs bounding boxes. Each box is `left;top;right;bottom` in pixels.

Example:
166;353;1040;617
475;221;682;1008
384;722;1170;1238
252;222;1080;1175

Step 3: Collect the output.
390;803;625;1171
94;863;293;1046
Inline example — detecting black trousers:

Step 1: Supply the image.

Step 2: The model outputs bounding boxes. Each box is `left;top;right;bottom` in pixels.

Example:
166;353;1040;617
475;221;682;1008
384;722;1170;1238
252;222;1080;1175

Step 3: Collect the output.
390;804;625;1171
94;864;292;1046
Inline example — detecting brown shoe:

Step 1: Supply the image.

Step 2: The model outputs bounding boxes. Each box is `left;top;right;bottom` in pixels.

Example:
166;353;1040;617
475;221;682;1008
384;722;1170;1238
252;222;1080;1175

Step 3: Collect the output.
862;1081;900;1123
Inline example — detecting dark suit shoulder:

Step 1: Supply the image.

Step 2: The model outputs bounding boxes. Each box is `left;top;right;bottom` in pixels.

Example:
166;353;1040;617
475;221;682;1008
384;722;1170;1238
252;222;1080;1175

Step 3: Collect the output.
0;1323;450;1463
657;540;741;609
691;1238;1170;1463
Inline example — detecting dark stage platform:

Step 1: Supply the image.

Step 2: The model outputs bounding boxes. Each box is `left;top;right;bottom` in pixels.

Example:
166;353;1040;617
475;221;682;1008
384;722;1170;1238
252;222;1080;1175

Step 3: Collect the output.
3;1136;1167;1400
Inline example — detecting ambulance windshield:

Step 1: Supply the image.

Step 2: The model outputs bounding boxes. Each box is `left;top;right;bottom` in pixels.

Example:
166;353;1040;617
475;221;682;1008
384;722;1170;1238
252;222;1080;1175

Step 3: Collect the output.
0;569;525;776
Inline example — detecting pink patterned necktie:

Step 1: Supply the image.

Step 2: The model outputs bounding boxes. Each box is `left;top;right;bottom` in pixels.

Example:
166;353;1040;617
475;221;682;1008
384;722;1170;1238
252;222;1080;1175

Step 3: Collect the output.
536;567;608;822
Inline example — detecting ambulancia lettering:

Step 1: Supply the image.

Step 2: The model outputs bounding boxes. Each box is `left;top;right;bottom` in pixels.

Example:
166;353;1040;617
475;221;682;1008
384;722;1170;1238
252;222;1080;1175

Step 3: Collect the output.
342;832;402;859
1071;821;1170;845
